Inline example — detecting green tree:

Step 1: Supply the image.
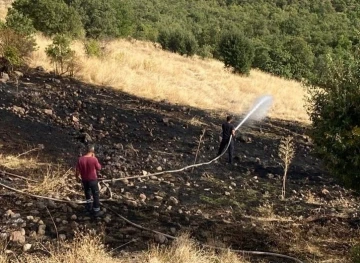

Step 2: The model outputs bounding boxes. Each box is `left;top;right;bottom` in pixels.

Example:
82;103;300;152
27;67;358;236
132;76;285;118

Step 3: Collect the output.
158;27;198;56
11;0;84;37
307;53;360;188
218;31;254;75
68;0;133;38
45;35;76;75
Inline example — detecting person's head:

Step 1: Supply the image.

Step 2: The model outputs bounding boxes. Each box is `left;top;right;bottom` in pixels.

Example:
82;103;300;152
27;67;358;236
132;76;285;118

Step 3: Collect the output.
87;144;95;154
226;115;233;122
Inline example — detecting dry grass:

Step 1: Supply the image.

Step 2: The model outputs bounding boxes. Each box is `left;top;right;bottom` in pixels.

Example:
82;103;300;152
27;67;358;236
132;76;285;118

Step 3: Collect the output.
26;165;70;196
0;153;46;170
9;233;249;263
29;36;309;123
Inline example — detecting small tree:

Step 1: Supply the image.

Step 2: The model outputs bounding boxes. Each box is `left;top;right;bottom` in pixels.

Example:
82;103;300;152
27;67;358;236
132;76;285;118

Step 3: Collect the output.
45;35;76;75
278;136;295;199
307;53;360;188
0;27;37;70
218;31;254;75
158;27;198;56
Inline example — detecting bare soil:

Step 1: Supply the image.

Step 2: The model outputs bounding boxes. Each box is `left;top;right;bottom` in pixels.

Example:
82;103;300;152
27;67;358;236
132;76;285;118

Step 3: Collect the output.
0;69;358;262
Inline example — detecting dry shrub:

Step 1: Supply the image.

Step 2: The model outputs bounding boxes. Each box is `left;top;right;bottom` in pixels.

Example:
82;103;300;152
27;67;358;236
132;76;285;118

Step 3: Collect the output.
0;153;46;170
137;234;249;263
26;164;70;196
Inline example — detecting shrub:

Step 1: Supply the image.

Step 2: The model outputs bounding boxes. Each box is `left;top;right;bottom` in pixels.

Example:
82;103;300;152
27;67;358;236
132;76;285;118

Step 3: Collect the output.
84;39;103;58
158;27;198;56
45;35;76;75
306;53;360;188
218;31;254;75
0;27;37;69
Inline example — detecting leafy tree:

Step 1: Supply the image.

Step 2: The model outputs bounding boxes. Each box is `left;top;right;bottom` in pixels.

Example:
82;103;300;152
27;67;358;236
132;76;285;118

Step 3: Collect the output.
0;26;37;69
5;8;36;35
11;0;84;38
67;0;133;38
306;53;360;188
45;35;76;75
218;31;254;75
158;27;198;56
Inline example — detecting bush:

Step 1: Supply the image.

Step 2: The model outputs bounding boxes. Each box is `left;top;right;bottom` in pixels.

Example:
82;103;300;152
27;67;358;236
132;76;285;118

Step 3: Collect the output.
45;35;76;75
306;53;360;188
0;27;37;69
158;27;198;56
84;39;103;58
218;31;254;75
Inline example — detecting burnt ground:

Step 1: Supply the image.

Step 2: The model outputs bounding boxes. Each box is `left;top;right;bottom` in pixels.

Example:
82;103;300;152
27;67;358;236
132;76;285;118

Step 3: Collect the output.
0;69;359;262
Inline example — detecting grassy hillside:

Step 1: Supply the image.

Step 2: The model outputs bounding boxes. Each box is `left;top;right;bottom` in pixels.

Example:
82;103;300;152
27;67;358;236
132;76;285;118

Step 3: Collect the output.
29;35;308;123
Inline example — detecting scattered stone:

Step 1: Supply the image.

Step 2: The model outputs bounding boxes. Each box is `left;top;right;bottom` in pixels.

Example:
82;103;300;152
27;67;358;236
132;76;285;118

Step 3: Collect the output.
47;200;57;208
38;225;46;235
169;196;179;205
71;215;77;220
170;227;176;235
36;201;46;210
10;231;25;244
156;166;163;171
36;66;45;72
23;244;32;252
154;233;167;244
0;73;9;83
12;105;25;115
224;191;231;196
142;170;148;176
5;209;14;217
0;233;8;240
103;216;111;223
44;109;53;115
62;220;69;225
72;116;79;123
139;193;147;201
14;71;24;78
59;234;66;241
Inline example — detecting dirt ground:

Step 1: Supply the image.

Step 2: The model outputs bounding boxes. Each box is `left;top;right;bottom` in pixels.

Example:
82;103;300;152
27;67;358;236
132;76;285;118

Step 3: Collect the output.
0;69;359;262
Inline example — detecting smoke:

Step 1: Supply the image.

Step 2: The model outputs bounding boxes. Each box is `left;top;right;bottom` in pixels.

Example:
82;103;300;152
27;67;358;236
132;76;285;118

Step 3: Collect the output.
235;95;273;130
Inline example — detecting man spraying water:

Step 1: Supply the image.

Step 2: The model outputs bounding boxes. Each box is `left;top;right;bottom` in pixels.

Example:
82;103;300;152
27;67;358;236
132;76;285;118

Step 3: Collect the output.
217;115;236;164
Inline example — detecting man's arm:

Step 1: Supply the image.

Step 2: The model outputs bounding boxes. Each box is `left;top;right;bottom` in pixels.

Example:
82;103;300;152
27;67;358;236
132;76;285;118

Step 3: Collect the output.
95;158;101;170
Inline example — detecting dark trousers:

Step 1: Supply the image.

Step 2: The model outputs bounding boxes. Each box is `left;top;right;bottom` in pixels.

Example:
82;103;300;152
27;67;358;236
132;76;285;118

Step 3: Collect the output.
82;180;100;212
217;139;234;164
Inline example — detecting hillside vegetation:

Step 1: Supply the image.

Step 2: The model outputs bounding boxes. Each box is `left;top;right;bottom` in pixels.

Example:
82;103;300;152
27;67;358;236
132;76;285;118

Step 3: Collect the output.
5;0;360;80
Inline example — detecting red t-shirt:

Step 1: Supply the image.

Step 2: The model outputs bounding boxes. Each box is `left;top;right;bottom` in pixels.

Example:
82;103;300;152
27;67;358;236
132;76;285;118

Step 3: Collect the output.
76;156;101;181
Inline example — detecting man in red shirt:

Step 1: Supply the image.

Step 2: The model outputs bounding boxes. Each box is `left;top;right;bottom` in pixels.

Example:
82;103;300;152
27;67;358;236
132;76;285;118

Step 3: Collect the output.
75;145;102;216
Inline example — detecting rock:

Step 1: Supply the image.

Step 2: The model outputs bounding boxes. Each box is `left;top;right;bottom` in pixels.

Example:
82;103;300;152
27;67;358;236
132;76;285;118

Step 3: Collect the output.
125;200;138;207
103;216;111;223
72;116;79;123
26;215;34;221
13;71;23;78
156;166;163;171
142;170;148;176
139;193;147;201
59;234;66;241
162;118;170;124
224;191;231;196
150;175;158;180
169;196;179;205
0;233;8;240
68;202;79;209
47;200;57;208
5;209;14;217
62;220;68;225
12;106;25;115
20;228;26;236
170;227;176;235
154;233;167;244
0;73;9;83
36;201;46;210
37;225;46;235
10;231;25;244
44;109;53;115
23;244;32;252
71;215;77;220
